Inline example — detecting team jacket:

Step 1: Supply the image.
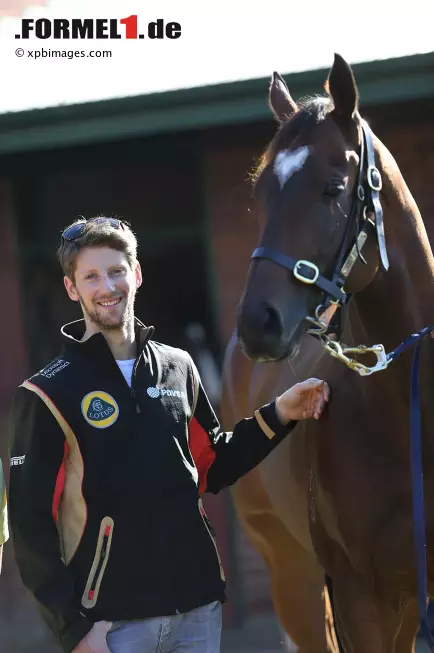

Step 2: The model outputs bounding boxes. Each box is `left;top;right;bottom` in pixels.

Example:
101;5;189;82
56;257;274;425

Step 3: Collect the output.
8;318;296;653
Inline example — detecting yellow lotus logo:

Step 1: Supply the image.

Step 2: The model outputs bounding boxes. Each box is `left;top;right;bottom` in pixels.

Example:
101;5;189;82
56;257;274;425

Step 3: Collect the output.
81;391;119;429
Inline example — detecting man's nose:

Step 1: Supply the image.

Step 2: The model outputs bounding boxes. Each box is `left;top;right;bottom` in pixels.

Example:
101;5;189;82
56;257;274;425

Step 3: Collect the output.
100;275;116;292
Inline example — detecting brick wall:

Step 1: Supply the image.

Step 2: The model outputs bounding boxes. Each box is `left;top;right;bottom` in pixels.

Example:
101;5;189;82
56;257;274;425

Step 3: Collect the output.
205;123;274;346
205;122;281;615
379;118;434;245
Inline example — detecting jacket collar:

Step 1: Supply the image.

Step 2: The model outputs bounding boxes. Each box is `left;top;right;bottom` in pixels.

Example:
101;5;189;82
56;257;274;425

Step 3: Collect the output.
60;318;155;360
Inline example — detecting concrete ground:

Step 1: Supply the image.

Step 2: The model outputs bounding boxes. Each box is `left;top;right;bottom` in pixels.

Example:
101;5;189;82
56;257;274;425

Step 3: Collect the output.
220;611;433;653
221;612;286;653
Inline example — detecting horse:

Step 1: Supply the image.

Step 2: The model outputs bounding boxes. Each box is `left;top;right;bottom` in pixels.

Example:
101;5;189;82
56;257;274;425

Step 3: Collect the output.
220;53;434;652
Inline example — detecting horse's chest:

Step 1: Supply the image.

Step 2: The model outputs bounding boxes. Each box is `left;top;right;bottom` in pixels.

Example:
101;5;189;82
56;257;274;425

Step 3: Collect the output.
260;423;314;552
311;435;434;588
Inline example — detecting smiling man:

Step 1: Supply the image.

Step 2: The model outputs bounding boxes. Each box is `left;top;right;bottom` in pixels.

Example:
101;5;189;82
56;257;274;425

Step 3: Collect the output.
8;216;329;653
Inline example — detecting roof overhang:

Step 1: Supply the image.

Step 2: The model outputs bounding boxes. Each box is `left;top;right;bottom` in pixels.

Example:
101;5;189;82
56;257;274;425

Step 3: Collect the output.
1;51;433;155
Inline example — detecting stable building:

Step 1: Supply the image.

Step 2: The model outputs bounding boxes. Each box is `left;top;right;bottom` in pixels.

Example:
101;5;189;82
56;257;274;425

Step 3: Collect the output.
0;51;433;650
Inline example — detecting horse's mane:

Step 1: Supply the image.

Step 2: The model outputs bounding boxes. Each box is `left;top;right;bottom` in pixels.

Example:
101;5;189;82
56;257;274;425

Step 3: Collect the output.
250;95;334;185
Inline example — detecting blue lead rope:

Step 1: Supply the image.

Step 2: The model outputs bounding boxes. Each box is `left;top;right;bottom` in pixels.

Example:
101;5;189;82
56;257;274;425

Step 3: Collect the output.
387;325;434;648
387;326;434;364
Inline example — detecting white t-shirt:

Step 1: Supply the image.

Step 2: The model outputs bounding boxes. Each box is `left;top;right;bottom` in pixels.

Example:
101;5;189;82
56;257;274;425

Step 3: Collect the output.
116;359;135;388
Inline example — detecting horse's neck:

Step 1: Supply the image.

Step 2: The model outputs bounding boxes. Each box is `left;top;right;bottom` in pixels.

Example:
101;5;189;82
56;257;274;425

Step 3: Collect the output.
348;239;434;353
344;141;434;391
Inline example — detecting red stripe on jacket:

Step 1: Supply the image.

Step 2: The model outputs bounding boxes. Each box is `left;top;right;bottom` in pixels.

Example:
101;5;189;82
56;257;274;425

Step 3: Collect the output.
52;440;69;522
188;417;215;494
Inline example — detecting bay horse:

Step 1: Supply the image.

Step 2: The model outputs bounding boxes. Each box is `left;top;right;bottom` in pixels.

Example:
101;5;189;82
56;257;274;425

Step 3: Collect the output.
220;54;434;652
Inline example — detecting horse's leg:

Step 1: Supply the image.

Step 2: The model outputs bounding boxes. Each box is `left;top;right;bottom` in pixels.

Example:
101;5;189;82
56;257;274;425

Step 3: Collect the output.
331;568;403;653
232;476;329;653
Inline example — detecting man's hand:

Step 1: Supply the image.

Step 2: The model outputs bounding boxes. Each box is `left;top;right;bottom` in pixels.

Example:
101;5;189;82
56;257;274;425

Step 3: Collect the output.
72;621;112;653
275;378;330;424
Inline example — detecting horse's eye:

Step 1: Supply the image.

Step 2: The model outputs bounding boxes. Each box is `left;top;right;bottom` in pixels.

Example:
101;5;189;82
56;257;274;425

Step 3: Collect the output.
324;183;345;197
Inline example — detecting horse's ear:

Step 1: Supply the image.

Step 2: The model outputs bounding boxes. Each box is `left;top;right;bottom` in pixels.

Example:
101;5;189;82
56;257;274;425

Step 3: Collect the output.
268;72;298;123
326;53;359;122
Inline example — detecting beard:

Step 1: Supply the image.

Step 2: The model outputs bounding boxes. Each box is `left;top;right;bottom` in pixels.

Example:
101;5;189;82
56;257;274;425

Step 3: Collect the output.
78;289;135;332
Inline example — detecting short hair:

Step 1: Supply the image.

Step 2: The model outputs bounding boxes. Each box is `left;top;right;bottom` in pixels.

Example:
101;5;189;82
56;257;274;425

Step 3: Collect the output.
56;215;138;280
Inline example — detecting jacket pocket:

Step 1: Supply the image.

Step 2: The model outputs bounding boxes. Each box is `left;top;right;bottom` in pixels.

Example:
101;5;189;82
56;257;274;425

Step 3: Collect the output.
198;499;225;581
81;516;114;609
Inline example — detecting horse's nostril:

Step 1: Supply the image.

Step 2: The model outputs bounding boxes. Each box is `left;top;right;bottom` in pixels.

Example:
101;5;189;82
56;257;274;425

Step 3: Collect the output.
263;306;283;339
237;301;285;356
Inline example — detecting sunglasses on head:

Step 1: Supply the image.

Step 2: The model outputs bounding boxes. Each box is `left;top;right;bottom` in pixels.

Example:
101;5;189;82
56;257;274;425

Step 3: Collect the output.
61;217;124;242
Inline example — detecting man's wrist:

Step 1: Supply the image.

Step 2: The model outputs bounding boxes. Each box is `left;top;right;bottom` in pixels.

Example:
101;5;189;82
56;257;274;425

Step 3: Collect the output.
275;395;290;424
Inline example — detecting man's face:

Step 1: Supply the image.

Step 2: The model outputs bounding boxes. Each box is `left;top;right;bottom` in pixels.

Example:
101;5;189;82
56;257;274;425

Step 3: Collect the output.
64;246;142;332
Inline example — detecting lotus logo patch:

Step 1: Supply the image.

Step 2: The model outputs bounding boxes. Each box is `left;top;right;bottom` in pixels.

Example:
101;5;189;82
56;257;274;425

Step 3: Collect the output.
81;391;119;429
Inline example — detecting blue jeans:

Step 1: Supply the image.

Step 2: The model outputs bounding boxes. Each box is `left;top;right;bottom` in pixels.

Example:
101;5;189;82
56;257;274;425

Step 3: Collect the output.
106;601;222;653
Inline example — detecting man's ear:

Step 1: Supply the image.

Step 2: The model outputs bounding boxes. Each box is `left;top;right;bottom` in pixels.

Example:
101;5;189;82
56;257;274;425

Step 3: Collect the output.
135;261;142;290
64;275;80;302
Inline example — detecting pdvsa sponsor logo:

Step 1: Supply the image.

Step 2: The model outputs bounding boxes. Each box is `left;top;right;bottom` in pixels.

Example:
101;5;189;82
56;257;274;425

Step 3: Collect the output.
81;391;119;429
40;359;70;379
146;387;186;399
15;16;181;40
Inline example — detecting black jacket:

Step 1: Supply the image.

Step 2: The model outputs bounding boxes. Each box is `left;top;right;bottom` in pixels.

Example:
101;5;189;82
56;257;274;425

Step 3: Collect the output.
8;318;296;653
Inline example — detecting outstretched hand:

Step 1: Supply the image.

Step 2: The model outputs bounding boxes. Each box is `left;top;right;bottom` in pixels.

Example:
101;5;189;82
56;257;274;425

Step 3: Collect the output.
275;378;330;424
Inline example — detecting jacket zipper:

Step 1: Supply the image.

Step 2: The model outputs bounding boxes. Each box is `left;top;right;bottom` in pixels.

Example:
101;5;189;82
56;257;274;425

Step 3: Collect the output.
129;333;154;413
81;517;114;609
131;356;141;413
88;527;110;601
131;387;141;413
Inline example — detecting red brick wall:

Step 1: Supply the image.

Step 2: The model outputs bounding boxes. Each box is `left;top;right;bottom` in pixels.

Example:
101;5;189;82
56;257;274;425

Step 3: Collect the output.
205;123;280;614
205;124;273;346
379;119;434;245
0;179;28;411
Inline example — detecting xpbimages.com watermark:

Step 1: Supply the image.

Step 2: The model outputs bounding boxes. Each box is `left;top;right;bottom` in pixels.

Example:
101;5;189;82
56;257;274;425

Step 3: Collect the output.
15;47;112;59
15;15;181;40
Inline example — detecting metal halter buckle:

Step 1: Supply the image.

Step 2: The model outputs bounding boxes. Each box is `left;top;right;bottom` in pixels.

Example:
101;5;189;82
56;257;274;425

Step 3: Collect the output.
367;165;382;191
293;260;319;285
322;338;390;376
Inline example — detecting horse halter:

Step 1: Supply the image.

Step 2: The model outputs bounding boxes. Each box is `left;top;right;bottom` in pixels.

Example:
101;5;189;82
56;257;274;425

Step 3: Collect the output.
250;118;388;340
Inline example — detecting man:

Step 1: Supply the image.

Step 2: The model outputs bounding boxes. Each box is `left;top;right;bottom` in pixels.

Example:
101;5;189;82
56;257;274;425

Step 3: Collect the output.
0;457;8;573
8;216;330;653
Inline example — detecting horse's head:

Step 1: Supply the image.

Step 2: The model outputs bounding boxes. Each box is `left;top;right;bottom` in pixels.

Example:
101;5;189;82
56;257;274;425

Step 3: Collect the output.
237;54;384;362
